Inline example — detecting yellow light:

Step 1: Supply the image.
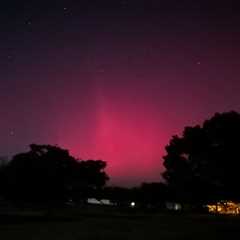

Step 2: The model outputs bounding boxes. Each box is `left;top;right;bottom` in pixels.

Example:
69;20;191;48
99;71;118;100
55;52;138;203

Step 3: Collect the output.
206;201;240;215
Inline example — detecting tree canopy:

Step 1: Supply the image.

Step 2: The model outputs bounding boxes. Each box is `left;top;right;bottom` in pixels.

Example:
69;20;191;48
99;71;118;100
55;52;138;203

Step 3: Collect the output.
1;144;109;204
162;111;240;203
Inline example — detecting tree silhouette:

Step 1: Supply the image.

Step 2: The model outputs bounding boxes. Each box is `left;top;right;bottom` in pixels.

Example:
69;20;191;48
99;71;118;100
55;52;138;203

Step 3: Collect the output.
162;111;240;203
139;182;167;207
2;144;109;204
0;157;8;198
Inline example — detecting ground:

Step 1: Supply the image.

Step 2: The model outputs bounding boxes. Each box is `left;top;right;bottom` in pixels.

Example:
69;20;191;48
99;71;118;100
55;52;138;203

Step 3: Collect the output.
0;206;240;239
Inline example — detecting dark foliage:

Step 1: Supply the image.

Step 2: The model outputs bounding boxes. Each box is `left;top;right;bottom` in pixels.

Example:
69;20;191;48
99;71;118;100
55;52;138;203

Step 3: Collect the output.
139;182;168;206
162;111;240;203
1;144;109;204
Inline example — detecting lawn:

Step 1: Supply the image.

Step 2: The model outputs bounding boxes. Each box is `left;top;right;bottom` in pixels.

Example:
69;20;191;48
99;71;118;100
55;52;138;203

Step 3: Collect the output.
0;206;239;239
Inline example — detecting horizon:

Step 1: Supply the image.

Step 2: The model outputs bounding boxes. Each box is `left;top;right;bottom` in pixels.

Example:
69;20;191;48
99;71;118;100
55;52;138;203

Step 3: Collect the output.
1;110;236;187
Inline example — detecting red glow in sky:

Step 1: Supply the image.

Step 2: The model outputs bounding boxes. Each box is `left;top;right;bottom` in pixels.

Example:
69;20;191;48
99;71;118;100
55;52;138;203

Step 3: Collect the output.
1;1;240;186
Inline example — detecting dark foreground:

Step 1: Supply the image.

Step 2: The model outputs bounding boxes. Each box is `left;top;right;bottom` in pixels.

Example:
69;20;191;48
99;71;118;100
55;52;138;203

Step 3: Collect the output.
0;206;240;240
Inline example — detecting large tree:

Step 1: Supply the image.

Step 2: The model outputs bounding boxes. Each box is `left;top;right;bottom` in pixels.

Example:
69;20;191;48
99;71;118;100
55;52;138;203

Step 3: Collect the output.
162;111;240;203
2;144;109;203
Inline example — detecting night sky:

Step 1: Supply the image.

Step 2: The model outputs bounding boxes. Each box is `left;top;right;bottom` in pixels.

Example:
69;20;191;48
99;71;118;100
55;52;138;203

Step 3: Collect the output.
1;1;240;186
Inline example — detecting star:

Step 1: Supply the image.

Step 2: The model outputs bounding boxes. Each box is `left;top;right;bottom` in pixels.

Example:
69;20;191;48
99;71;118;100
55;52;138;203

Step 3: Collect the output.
63;7;72;17
7;55;13;60
10;130;15;136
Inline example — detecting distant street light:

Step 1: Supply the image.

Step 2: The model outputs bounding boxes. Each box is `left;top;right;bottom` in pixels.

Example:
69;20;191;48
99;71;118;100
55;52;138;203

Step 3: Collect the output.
130;202;135;207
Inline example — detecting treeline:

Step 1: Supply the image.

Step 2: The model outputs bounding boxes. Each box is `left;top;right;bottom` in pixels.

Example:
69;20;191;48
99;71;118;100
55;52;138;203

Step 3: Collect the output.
1;111;240;208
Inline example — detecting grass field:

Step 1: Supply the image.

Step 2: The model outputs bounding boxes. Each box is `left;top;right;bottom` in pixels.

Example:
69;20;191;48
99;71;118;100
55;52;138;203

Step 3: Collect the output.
0;206;240;239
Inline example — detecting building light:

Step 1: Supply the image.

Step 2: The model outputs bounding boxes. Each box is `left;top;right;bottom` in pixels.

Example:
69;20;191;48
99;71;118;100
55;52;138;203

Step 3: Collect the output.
206;201;240;215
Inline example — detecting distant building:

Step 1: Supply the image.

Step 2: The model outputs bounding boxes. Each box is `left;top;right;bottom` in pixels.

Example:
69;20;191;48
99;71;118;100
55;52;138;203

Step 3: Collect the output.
206;201;240;215
87;198;115;206
165;202;182;211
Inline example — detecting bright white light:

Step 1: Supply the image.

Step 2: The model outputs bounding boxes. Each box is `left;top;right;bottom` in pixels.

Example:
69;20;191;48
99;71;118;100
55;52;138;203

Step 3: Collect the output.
130;202;135;207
